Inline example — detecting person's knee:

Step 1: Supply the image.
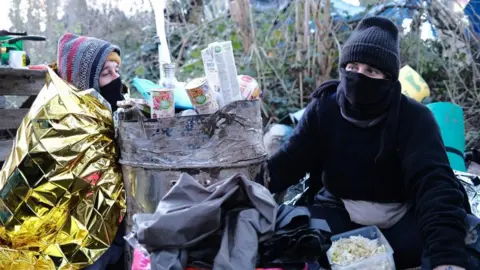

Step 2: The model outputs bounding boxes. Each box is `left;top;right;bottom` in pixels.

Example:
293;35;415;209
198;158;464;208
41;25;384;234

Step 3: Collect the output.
382;212;423;269
309;204;354;235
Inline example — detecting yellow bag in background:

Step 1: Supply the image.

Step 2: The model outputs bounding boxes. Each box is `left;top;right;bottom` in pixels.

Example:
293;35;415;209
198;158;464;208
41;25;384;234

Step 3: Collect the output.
0;68;125;269
399;65;431;103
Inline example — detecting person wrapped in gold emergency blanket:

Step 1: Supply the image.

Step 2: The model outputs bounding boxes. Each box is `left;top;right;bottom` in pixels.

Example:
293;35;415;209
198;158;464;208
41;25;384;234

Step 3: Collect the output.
0;33;126;270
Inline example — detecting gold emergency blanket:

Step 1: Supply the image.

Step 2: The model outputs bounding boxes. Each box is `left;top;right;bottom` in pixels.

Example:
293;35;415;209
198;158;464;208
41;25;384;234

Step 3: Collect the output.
0;68;125;269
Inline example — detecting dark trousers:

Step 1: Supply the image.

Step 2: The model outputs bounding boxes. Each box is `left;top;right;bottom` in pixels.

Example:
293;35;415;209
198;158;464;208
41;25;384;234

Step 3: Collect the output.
309;189;480;270
83;219;126;270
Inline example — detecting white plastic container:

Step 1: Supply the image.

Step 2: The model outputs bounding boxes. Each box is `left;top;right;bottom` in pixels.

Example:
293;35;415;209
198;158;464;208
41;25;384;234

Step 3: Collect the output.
209;41;241;104
327;226;396;270
201;47;220;92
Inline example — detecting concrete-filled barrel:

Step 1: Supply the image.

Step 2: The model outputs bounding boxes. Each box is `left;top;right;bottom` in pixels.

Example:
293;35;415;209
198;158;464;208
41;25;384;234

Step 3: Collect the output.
427;102;466;172
117;100;267;230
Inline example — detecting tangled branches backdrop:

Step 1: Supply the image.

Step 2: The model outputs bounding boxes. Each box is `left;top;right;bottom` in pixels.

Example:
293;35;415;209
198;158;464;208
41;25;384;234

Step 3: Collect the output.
7;0;480;148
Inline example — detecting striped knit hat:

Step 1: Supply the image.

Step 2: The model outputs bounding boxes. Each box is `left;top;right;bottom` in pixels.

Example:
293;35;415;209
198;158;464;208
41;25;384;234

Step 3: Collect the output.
57;33;121;91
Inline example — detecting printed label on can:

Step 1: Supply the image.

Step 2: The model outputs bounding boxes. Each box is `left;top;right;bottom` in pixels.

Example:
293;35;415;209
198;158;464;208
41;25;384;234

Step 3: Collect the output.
185;78;218;115
187;85;208;105
195;95;218;114
150;89;174;119
238;75;261;100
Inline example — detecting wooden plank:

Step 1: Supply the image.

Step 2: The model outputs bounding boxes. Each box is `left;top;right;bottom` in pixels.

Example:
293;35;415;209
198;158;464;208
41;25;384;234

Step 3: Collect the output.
0;109;28;129
0;67;46;96
0;76;45;96
0;140;13;162
0;67;47;77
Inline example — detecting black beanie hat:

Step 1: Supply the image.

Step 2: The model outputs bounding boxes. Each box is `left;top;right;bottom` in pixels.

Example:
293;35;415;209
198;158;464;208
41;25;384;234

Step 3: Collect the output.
340;16;401;81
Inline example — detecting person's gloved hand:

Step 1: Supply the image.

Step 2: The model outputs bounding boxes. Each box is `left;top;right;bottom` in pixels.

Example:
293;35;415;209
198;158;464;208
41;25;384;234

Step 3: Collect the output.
433;266;465;270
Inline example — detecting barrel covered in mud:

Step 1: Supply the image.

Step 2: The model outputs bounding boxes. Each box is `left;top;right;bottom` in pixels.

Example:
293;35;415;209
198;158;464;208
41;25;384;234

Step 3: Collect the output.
117;100;266;229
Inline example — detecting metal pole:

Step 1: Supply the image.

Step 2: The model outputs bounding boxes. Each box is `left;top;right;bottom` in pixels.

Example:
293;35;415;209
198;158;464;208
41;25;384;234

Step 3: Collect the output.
150;0;171;81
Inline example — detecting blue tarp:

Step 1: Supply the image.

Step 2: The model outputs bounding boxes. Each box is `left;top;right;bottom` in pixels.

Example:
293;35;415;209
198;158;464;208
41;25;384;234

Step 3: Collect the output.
131;78;193;110
335;0;437;38
465;1;480;34
268;0;437;38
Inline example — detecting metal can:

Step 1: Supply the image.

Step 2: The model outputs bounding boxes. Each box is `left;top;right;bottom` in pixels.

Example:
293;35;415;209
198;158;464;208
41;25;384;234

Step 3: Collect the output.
238;75;262;100
150;88;175;119
185;77;219;114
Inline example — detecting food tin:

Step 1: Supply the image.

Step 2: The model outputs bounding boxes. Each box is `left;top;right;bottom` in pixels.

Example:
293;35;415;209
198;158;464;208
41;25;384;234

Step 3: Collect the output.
185;77;219;114
150;88;175;119
238;75;262;100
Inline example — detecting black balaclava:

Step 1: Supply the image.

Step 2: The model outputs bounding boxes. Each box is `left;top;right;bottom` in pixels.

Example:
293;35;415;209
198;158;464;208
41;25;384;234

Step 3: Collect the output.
336;16;402;165
99;77;124;112
337;68;394;128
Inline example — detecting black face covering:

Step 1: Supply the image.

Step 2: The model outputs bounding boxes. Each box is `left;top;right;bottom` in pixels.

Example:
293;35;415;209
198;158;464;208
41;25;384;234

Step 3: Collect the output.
339;68;392;107
336;68;402;165
99;77;124;112
337;68;394;127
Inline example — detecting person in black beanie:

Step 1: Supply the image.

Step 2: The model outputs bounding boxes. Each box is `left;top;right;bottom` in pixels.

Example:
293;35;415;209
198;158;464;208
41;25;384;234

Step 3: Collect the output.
264;16;478;270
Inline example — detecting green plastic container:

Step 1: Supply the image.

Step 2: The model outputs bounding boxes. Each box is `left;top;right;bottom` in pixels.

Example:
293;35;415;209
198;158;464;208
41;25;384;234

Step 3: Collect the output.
427;102;466;171
0;36;24;65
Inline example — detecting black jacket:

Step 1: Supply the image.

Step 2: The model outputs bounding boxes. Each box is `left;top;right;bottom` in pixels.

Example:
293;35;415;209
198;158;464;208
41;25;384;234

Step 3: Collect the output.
267;83;470;268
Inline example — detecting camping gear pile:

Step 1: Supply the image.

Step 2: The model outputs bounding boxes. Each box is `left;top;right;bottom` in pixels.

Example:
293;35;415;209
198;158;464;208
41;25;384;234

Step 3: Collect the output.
0;30;478;268
116;40;333;270
125;174;331;270
117;42;480;269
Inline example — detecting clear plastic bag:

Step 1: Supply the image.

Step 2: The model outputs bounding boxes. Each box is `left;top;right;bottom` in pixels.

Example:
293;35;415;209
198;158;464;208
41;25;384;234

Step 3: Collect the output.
125;232;151;270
